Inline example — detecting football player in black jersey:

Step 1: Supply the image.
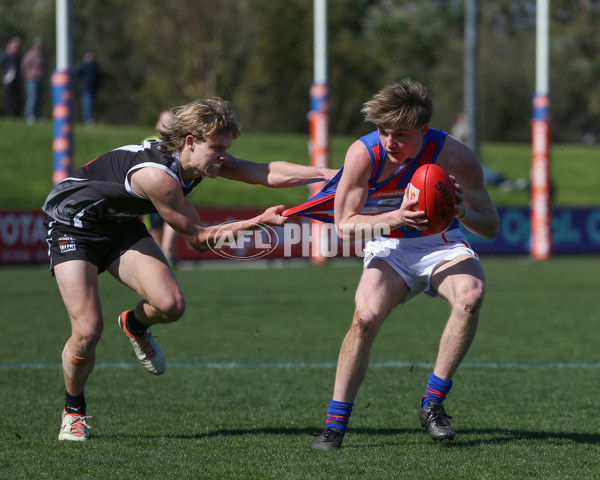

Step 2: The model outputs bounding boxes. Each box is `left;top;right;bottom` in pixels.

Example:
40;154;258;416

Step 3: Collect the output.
45;98;335;441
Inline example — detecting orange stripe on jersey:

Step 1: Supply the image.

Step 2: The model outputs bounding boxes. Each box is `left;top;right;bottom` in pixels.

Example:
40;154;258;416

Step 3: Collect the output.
418;142;438;168
83;157;100;167
370;144;382;181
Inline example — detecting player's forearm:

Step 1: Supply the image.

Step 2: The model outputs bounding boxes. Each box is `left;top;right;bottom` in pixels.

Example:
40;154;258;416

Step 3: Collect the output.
457;206;499;239
221;157;334;187
335;211;401;242
265;162;333;187
188;216;265;252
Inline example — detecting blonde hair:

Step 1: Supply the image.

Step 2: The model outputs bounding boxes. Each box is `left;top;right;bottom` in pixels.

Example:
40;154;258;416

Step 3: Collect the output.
159;98;242;151
361;79;433;129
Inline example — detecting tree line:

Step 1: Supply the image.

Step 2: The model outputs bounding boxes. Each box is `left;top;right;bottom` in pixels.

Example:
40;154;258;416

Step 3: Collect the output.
1;0;598;142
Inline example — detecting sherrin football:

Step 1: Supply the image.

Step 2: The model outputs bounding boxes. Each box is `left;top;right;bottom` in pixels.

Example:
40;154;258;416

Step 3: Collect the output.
405;163;456;234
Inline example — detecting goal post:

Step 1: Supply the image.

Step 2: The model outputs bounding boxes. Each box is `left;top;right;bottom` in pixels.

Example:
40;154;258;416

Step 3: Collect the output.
51;0;74;185
531;0;552;260
309;0;330;264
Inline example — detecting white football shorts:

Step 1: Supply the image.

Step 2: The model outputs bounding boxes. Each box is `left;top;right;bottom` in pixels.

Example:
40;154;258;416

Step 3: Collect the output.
363;228;479;303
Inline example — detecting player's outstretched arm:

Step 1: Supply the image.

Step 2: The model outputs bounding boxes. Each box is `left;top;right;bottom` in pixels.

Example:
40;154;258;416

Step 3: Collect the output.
165;202;288;253
218;155;336;188
132;165;288;253
191;205;288;252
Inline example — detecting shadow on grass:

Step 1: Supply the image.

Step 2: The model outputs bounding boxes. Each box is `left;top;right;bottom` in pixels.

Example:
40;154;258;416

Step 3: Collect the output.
95;427;327;441
94;426;600;446
444;428;600;447
357;427;600;447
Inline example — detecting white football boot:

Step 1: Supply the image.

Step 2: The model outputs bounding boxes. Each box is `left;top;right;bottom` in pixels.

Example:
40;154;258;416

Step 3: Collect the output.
58;410;91;441
118;311;165;375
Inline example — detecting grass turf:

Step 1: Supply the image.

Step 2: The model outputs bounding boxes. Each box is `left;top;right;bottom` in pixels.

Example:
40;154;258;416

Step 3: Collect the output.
2;116;599;478
1;257;600;479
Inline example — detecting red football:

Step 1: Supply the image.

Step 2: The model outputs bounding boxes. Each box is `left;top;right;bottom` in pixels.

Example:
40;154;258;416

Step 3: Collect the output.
406;163;456;234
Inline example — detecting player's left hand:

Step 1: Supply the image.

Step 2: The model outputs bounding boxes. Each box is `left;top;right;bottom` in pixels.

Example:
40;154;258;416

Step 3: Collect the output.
398;190;429;230
258;205;288;226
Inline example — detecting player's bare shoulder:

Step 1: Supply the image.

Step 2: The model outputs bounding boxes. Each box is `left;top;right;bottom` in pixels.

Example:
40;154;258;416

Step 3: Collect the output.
345;139;371;164
129;164;181;200
340;140;372;183
437;135;484;187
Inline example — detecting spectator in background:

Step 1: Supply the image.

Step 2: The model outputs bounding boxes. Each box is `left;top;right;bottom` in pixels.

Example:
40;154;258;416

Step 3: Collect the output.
76;51;100;126
22;38;47;124
582;123;598;145
0;37;22;117
450;111;469;144
451;112;528;192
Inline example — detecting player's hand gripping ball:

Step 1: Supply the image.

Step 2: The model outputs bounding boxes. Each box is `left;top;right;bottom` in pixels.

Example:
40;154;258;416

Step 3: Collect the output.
406;163;456;234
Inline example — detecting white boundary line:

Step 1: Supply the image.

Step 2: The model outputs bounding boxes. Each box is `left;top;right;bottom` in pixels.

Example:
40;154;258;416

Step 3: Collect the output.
2;360;600;369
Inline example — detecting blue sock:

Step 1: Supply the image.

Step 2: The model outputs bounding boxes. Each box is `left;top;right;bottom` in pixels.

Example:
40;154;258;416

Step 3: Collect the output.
421;372;453;408
325;400;353;433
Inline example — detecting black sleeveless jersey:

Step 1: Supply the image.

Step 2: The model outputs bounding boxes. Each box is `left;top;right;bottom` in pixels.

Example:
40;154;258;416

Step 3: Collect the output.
42;140;202;231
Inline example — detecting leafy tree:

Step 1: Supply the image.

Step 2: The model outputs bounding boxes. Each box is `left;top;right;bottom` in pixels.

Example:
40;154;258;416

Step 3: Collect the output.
362;1;464;132
236;0;313;132
2;0;600;142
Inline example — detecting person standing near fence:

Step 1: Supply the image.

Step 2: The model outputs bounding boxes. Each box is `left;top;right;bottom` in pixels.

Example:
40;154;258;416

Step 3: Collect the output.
22;38;47;124
0;37;22;117
76;51;100;126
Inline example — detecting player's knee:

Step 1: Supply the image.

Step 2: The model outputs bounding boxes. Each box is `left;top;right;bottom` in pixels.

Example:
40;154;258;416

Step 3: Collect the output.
351;306;383;336
456;282;485;315
70;324;103;356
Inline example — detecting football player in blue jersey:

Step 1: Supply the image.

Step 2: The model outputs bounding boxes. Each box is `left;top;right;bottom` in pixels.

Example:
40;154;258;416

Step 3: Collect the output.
311;79;499;450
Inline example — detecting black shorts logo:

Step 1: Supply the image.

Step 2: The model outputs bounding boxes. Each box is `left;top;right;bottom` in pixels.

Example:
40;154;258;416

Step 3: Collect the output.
58;236;76;253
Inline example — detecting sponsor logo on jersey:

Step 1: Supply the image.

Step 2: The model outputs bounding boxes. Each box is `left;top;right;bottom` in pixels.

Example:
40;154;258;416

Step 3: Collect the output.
372;189;405;198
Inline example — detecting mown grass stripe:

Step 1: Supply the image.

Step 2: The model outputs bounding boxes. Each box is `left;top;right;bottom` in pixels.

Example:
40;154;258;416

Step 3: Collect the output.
3;360;600;369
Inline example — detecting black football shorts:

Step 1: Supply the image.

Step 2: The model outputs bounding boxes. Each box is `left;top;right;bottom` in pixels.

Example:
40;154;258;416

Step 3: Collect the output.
45;219;151;274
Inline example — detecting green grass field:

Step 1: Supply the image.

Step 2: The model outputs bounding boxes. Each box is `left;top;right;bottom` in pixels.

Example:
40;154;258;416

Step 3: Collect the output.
2;119;599;478
1;257;600;479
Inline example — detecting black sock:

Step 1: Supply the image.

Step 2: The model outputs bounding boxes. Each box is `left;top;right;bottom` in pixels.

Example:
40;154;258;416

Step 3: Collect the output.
127;310;148;337
65;391;86;415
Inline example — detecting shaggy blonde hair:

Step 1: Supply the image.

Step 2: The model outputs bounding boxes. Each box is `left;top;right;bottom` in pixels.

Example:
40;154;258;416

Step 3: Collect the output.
361;79;433;129
159;98;242;151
